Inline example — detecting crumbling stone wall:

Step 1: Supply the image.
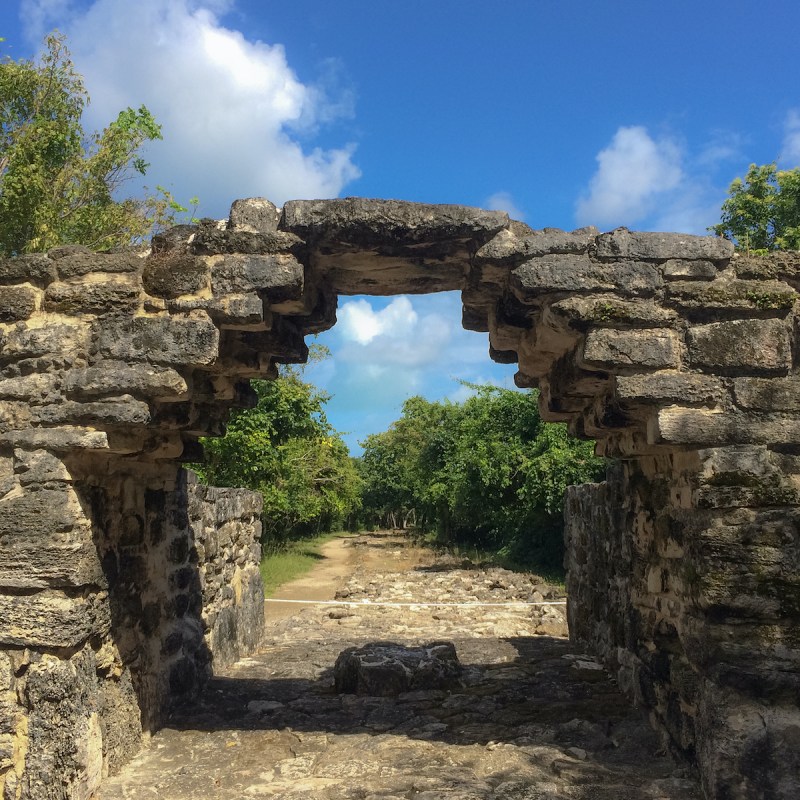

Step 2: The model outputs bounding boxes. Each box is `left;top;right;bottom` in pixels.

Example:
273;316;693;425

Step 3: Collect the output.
0;449;262;799
0;196;798;799
187;476;264;668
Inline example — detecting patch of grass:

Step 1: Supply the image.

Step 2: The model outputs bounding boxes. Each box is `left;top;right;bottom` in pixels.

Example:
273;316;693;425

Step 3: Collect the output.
260;531;349;597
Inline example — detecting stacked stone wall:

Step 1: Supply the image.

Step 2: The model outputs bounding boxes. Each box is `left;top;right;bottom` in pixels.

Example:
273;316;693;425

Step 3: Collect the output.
0;457;263;800
0;196;799;798
187;476;264;668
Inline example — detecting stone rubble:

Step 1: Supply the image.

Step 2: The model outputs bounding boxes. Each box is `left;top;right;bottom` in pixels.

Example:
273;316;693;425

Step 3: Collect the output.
96;533;700;800
1;197;799;797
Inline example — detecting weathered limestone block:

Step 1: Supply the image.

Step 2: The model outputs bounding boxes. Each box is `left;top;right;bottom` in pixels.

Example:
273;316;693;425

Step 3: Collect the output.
142;255;209;299
44;275;140;314
732;376;800;411
695;683;800;800
192;228;302;256
0;373;60;404
97;668;142;776
279;199;507;295
0;426;108;452
65;363;188;401
20;648;105;800
13;449;71;486
0;254;57;285
687;318;792;373
0;486;103;589
0;590;110;648
334;641;462;696
51;249;145;279
662;259;719;280
228;197;281;233
0;286;38;321
476;225;598;263
0;401;32;434
550;295;678;327
512;254;663;298
0;319;90;363
95;313;219;367
210;253;303;300
207;293;267;329
32;397;151;428
281;197;507;246
595;228;734;261
698;444;785;483
582;328;682;370
615;372;724;405
652;406;800;447
666;278;797;313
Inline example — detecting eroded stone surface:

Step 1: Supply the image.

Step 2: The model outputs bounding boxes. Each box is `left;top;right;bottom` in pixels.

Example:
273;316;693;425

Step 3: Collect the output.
0;199;798;798
96;533;700;800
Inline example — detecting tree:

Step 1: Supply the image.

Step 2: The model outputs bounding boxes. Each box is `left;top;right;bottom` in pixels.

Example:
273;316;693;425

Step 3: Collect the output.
0;32;176;255
194;366;361;549
711;163;800;252
358;385;605;571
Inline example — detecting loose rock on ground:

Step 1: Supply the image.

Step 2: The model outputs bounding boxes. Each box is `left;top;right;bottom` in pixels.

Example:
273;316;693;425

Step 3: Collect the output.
96;531;700;800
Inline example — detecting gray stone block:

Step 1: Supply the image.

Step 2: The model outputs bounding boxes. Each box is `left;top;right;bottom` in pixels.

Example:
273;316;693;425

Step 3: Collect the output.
96;314;219;366
228;197;281;233
0;590;110;647
512;255;663;298
0;488;103;589
44;276;140;314
0;286;38;321
477;226;599;263
0;254;58;285
595;229;734;261
142;255;209;299
210;253;303;300
582;329;682;370
65;363;188;401
687;318;792;374
281;198;508;245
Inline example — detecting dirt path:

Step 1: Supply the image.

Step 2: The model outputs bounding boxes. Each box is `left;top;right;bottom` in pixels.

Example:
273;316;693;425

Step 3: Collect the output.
266;532;432;623
264;536;357;624
96;531;700;800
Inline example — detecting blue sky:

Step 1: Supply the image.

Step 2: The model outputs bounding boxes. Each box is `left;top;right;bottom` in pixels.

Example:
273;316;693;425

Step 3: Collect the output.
3;0;800;450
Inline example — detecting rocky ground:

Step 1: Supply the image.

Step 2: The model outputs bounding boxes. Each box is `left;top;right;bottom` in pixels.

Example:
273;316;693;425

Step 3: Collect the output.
95;531;700;800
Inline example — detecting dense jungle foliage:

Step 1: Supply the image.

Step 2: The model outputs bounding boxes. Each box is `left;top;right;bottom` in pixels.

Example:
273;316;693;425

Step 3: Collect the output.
197;373;605;573
192;366;361;552
358;385;605;571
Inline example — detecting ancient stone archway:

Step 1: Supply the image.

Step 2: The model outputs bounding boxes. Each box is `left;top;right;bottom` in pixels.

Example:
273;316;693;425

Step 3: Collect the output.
1;197;799;799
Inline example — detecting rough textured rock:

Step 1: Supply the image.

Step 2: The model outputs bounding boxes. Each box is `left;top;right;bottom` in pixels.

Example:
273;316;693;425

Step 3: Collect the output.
96;532;700;800
334;641;462;695
0;198;799;799
594;228;734;261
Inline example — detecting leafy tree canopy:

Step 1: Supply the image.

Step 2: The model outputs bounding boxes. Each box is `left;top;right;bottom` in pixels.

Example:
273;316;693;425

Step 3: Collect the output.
711;163;800;252
194;355;361;548
0;32;184;256
358;385;605;572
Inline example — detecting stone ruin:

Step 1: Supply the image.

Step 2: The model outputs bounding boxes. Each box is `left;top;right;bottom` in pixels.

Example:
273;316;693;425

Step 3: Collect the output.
0;196;798;800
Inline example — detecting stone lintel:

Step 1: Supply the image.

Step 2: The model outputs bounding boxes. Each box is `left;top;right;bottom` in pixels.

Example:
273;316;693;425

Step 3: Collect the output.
595;228;734;261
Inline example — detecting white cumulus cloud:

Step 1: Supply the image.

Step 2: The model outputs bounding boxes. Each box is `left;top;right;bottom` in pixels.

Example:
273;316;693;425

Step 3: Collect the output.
337;296;418;346
337;296;451;368
576;126;683;228
484;191;524;220
780;110;800;168
20;0;361;216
